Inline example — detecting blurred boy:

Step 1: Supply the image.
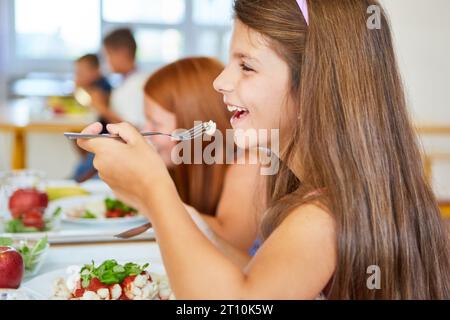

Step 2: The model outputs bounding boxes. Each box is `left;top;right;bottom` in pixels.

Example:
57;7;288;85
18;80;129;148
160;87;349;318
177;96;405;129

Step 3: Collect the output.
73;54;112;182
75;54;112;131
100;28;148;129
75;54;111;93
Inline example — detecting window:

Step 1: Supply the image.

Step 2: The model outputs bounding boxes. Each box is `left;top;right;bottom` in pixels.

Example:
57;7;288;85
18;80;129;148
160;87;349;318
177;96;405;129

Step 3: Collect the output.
14;0;101;59
134;29;183;63
193;0;233;26
12;0;233;72
102;0;185;24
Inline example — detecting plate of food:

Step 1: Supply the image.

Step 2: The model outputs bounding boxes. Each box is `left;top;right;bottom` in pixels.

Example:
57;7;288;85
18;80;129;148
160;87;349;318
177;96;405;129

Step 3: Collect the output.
23;259;174;300
50;195;148;225
1;188;62;234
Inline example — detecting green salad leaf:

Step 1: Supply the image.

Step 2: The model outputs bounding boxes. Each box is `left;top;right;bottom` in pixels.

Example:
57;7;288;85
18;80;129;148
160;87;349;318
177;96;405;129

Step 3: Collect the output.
82;210;97;219
79;259;150;288
17;236;48;271
4;219;39;233
105;198;137;213
44;207;62;225
0;237;14;246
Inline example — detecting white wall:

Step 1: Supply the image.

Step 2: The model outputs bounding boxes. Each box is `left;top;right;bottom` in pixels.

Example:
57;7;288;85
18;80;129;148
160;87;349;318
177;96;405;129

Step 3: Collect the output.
0;0;9;102
379;0;450;199
26;133;80;179
379;0;450;125
0;0;12;171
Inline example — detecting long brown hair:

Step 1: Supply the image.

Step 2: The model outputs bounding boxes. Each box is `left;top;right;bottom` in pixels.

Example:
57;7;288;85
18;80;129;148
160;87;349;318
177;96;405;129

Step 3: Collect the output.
234;0;450;299
144;57;230;216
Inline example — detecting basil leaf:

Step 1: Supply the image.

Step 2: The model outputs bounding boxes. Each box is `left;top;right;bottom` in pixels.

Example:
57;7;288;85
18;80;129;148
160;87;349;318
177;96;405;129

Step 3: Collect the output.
77;260;150;286
98;270;120;285
113;265;125;273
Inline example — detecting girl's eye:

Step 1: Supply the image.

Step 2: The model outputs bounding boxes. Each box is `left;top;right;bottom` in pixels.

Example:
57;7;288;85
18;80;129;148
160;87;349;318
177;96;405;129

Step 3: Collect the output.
240;63;254;72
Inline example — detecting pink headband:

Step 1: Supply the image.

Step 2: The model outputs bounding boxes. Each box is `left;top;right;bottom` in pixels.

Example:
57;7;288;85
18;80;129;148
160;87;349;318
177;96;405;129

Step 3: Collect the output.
296;0;309;26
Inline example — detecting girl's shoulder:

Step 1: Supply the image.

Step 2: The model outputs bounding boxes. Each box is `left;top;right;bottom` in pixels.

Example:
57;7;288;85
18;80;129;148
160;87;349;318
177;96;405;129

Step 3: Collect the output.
281;202;335;241
253;201;336;298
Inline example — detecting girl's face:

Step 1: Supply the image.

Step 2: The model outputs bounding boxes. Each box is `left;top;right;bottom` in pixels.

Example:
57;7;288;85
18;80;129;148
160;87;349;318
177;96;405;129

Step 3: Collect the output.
143;96;177;168
214;19;293;150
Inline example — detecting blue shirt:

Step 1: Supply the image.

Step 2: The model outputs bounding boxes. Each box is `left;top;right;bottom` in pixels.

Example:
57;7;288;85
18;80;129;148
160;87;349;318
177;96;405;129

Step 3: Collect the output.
249;239;262;256
93;76;112;94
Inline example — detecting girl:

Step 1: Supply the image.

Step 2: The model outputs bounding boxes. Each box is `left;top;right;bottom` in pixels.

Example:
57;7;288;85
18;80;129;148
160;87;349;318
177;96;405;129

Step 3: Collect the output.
143;57;263;255
78;0;450;299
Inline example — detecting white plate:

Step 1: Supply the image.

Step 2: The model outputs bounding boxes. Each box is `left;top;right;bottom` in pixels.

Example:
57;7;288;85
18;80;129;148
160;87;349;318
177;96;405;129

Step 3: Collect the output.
0;228;155;244
50;195;148;226
0;287;46;300
23;261;167;300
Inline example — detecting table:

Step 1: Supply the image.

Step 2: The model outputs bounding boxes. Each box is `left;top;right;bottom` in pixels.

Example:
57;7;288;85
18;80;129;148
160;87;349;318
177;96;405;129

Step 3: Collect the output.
0;99;96;170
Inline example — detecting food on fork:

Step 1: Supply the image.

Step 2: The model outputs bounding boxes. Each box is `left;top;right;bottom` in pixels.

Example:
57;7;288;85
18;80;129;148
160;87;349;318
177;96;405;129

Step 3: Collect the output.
204;121;217;136
52;260;174;300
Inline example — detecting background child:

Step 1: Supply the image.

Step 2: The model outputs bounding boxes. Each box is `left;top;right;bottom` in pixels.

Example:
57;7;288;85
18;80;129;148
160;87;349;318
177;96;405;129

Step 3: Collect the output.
92;28;148;129
74;54;112;132
72;53;112;182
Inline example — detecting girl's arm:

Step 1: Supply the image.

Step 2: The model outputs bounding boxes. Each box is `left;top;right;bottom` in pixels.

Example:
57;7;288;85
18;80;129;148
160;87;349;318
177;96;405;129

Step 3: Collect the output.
78;122;336;299
89;89;123;124
201;162;263;252
185;204;252;269
148;184;335;299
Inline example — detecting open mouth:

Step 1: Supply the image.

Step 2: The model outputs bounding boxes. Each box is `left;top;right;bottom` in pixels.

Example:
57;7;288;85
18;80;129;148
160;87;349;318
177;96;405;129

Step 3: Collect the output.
227;105;250;124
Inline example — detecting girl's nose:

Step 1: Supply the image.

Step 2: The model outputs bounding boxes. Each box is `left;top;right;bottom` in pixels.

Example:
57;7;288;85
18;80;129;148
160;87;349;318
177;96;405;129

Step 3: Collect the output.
213;68;234;94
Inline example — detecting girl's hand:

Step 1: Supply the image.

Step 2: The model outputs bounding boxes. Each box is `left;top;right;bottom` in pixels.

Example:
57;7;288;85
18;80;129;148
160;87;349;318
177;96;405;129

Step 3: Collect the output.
77;122;175;215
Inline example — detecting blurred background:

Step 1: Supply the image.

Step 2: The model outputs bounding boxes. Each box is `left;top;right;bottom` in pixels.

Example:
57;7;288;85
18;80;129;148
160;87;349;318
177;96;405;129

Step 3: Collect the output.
0;0;450;207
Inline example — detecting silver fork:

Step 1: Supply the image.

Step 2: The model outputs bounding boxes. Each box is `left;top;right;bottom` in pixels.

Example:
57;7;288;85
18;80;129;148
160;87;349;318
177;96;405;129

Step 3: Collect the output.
114;222;153;239
64;121;214;141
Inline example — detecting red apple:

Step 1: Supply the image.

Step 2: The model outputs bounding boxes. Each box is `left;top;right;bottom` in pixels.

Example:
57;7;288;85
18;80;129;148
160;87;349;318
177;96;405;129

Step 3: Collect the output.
8;188;48;218
22;209;46;230
0;246;25;289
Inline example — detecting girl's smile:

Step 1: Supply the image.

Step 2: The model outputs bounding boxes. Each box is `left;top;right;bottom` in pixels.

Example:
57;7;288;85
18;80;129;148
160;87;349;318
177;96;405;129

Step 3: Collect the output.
214;19;293;150
226;103;250;126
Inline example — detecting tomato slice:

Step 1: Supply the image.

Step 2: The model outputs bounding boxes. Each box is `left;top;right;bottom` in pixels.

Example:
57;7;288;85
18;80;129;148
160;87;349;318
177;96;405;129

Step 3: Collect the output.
21;209;45;230
73;288;85;298
106;210;124;218
86;277;108;292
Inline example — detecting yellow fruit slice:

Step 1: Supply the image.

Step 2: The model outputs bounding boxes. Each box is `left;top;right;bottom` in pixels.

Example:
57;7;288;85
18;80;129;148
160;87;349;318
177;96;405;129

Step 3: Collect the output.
46;187;90;201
